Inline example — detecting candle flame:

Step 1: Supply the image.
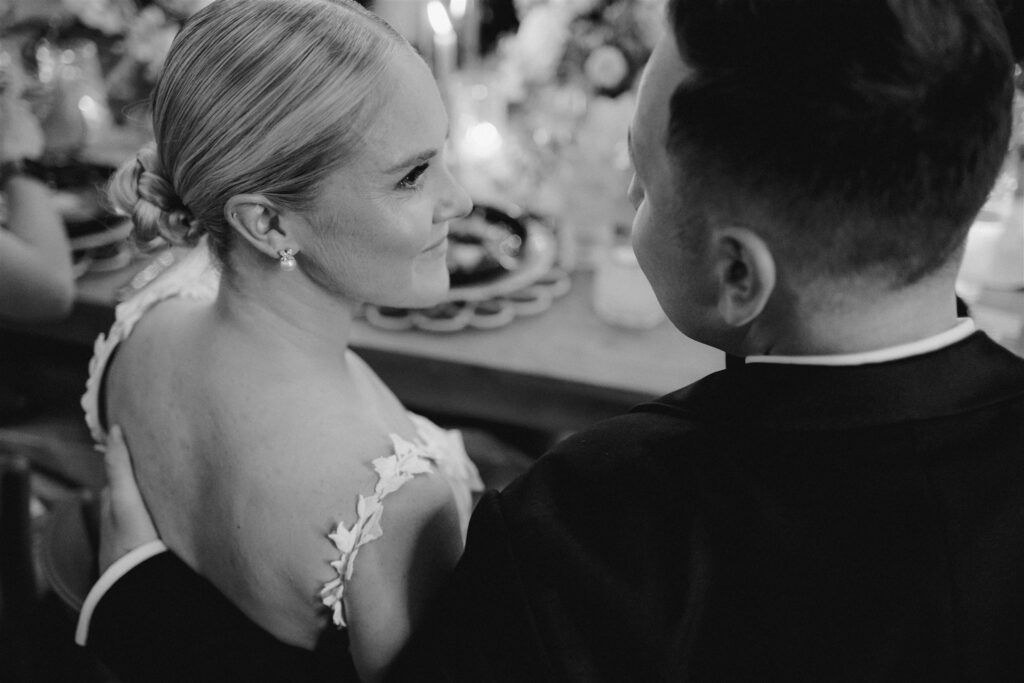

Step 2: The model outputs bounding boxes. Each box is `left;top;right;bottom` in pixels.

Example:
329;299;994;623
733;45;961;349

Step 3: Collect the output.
78;95;100;120
427;1;454;36
464;122;503;158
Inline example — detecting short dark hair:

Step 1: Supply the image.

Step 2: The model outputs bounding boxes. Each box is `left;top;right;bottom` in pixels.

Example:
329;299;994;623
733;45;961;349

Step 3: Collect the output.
994;0;1024;63
665;0;1015;285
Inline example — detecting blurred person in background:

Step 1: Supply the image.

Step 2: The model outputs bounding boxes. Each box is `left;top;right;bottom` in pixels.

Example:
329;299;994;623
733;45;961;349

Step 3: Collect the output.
0;49;74;322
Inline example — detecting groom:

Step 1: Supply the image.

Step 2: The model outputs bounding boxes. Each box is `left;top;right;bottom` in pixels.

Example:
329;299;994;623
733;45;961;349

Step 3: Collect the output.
85;0;1024;680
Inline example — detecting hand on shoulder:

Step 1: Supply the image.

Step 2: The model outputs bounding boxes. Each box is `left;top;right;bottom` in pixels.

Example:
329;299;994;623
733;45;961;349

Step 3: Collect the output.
99;426;160;573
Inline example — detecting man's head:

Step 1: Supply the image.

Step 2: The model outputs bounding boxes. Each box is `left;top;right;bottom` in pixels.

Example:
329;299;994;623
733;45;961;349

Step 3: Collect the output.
629;0;1015;353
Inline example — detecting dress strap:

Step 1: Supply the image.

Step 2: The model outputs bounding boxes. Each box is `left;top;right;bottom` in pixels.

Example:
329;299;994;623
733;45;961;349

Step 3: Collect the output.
407;415;483;534
319;433;436;628
80;245;218;443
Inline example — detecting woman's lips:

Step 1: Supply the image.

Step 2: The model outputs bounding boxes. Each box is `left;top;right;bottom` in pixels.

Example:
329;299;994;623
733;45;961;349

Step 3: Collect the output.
422;233;449;254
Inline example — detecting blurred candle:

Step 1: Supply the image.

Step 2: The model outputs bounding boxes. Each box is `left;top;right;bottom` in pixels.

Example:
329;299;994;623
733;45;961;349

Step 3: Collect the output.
427;0;456;120
449;0;466;25
449;0;479;66
592;226;665;330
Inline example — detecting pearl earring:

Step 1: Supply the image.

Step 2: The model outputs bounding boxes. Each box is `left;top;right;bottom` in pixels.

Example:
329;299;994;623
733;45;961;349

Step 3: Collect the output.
278;248;297;271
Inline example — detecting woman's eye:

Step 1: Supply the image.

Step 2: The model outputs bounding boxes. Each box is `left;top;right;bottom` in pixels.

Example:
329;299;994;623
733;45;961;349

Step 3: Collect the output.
398;163;429;189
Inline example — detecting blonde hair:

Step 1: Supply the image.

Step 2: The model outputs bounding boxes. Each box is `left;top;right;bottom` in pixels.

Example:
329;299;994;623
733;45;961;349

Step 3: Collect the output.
108;0;405;268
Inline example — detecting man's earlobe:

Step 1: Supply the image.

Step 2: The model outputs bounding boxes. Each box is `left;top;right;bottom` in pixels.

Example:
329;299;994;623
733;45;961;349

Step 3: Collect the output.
713;226;776;327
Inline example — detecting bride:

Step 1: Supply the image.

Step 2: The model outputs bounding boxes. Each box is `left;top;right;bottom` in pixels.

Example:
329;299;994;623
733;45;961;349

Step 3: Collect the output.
76;0;481;680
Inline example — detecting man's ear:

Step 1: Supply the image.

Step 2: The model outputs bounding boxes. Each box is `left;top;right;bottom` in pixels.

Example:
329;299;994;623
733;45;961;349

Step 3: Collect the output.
710;225;776;328
224;194;298;259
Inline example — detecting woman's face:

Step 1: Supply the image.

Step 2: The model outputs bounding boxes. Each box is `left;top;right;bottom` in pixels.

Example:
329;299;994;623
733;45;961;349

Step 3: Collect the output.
298;48;471;309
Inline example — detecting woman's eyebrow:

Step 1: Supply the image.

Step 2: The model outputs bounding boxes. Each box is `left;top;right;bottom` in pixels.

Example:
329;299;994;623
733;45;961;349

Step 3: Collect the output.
382;130;451;174
383;149;438;174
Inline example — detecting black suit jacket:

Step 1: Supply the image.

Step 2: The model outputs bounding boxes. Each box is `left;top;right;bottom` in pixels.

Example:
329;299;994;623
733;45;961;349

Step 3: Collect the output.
86;332;1024;681
86;551;357;682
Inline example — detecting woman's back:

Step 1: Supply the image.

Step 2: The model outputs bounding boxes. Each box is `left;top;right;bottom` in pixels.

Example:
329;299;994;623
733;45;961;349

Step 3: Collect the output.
85;252;480;649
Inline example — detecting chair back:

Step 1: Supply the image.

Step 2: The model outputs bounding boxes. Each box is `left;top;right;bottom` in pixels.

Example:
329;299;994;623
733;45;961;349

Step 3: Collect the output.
41;494;100;618
0;452;37;681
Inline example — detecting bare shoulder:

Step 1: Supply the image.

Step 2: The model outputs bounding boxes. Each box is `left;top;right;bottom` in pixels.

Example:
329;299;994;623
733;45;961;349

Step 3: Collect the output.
216;389;461;648
103;297;210;463
221;381;453;546
342;469;464;679
355;468;462;575
105;297;206;407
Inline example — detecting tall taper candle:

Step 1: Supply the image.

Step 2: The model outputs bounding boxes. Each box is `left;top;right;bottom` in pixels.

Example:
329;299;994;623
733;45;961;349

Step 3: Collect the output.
427;1;457;121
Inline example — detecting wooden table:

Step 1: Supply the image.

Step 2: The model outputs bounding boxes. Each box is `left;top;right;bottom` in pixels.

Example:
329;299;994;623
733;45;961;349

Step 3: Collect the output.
1;253;726;435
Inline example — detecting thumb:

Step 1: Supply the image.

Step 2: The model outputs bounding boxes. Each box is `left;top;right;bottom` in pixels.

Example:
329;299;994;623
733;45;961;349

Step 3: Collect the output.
103;424;136;491
98;424;159;573
104;424;151;520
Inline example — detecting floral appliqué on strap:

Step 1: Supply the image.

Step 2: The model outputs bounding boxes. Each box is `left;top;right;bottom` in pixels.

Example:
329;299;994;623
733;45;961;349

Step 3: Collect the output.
320;432;444;628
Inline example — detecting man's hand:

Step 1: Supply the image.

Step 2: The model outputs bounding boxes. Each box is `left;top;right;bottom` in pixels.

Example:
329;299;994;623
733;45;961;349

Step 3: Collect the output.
99;425;160;573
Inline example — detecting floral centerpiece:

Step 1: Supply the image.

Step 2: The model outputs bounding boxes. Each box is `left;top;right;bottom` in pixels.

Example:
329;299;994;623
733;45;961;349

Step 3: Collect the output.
1;0;211;157
57;0;212;118
490;0;663;268
501;0;661;98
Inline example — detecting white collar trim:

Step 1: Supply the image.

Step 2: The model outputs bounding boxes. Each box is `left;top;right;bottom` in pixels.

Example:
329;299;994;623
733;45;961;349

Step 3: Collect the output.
746;318;976;366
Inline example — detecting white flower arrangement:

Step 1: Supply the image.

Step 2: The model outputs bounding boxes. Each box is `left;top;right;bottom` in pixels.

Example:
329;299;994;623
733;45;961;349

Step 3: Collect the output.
58;0;212;83
485;0;664;268
121;5;180;80
501;0;663;97
60;0;133;35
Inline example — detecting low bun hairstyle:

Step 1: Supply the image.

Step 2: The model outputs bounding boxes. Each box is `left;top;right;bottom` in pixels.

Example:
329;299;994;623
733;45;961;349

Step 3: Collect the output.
108;144;202;248
108;0;405;269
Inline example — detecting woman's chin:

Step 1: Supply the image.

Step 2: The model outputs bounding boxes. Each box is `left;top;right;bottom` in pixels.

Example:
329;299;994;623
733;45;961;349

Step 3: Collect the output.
381;277;450;310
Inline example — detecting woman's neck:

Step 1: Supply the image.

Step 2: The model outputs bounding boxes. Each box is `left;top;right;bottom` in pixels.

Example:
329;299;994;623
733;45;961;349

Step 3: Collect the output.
213;263;359;361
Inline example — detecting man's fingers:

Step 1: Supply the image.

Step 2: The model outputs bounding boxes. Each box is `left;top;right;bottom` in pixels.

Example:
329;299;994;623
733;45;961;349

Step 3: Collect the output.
103;424;151;524
97;425;160;573
104;424;136;490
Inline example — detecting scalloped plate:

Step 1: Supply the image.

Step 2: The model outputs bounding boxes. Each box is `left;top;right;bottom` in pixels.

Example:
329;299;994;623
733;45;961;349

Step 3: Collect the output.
445;219;557;302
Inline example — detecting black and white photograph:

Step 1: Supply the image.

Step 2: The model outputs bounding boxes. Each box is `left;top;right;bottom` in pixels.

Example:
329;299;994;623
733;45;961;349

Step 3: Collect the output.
1;0;1023;680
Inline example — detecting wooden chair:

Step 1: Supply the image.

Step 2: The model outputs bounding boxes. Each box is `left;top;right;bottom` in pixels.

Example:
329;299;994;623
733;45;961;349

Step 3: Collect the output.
40;493;100;618
0;435;110;682
0;452;38;682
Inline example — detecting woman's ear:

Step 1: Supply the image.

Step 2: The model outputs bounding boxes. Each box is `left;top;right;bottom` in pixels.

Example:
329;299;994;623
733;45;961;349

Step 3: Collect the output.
224;194;298;260
710;225;776;328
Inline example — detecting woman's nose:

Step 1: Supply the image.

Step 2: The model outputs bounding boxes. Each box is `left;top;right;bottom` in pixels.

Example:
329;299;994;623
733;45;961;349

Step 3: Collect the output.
627;173;643;210
437;165;473;222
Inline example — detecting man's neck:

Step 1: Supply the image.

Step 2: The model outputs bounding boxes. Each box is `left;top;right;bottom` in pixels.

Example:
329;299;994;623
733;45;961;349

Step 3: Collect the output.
750;273;961;357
